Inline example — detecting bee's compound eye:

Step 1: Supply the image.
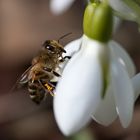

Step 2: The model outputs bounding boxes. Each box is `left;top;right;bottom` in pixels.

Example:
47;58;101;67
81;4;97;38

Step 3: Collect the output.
46;45;55;52
46;45;53;50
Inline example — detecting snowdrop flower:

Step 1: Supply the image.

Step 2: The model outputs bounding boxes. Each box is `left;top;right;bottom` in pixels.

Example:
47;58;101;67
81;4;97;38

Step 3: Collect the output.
53;2;140;136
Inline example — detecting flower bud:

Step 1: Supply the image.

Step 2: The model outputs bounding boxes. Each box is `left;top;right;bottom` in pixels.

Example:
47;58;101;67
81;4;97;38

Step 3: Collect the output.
83;3;113;43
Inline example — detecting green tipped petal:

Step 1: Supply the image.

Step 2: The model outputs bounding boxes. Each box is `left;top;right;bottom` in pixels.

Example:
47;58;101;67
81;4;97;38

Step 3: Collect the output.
83;3;113;43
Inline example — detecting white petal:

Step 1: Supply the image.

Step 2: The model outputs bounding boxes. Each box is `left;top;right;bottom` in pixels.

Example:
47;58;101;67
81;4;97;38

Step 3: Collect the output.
51;38;81;82
92;85;117;126
59;38;82;70
54;36;103;135
63;38;81;57
131;73;140;101
110;50;134;128
109;41;136;77
50;0;75;15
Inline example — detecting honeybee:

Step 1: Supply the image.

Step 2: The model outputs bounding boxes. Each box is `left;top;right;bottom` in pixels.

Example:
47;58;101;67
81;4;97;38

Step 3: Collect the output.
15;34;71;104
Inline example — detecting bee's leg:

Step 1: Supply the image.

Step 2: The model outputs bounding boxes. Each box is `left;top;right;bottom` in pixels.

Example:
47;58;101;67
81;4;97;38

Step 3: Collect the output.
53;71;61;77
59;56;71;62
42;68;60;77
43;67;52;72
44;82;55;96
64;56;71;59
38;80;55;96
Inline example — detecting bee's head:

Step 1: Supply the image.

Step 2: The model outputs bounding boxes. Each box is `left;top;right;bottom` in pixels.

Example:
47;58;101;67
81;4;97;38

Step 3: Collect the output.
42;40;66;54
42;33;72;54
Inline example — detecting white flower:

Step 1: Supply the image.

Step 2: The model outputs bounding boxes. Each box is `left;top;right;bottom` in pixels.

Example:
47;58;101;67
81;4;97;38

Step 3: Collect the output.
53;35;140;136
50;0;76;15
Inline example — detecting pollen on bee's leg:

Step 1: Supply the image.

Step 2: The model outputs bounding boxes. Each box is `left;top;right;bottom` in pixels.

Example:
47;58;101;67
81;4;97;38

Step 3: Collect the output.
45;83;55;96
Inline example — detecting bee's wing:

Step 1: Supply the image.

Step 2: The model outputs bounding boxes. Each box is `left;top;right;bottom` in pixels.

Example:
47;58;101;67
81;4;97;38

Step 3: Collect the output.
19;67;31;84
11;65;34;92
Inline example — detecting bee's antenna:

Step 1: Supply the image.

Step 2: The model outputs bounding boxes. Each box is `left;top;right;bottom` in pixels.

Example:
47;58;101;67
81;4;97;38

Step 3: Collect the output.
58;32;72;43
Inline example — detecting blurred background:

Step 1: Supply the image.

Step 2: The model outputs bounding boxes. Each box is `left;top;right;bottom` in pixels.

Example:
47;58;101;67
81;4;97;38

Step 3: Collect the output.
0;0;140;140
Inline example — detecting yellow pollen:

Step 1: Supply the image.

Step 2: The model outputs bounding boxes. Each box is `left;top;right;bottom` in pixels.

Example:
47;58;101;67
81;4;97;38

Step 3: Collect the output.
45;83;54;96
